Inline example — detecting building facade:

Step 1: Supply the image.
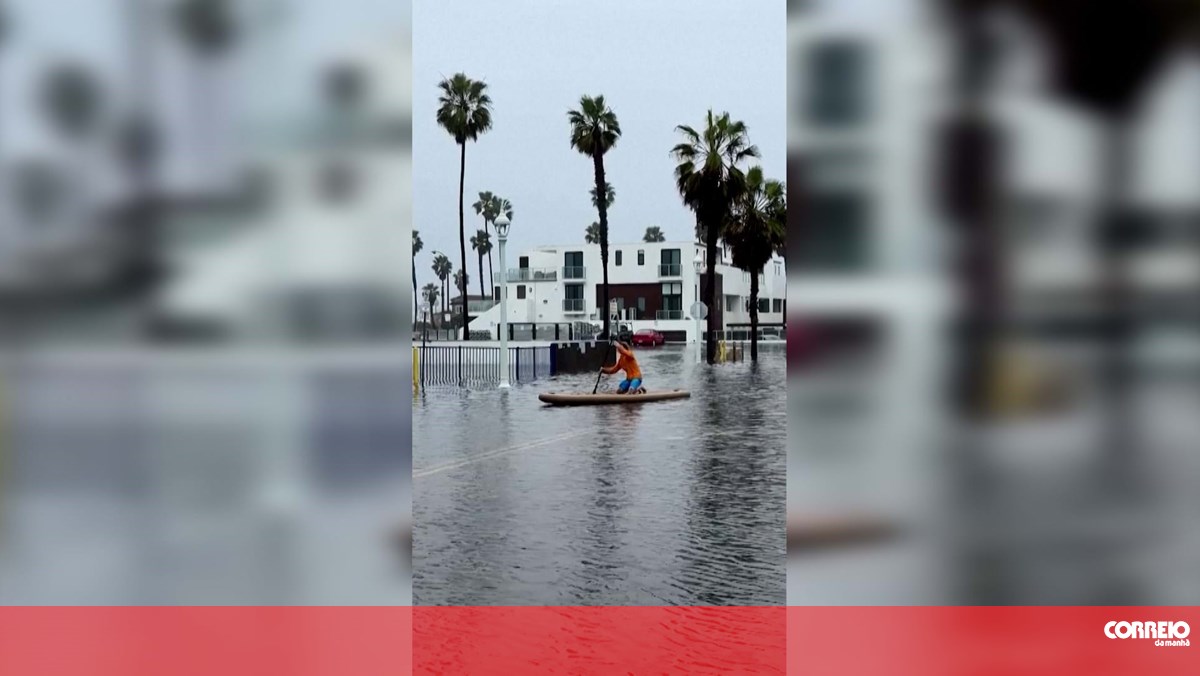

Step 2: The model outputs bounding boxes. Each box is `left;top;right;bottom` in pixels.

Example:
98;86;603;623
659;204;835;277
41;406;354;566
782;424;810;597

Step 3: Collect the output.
472;239;786;342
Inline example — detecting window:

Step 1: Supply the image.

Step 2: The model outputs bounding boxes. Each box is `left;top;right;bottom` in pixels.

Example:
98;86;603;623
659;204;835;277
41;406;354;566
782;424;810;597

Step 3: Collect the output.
563;284;584;312
758;298;771;313
563;251;584;279
773;299;783;313
637;250;645;266
661;282;683;318
517;285;526;300
798;191;870;271
637;297;645;312
615;250;622;266
659;249;681;276
493;285;500;301
807;40;869;127
519;256;529;269
726;296;739;312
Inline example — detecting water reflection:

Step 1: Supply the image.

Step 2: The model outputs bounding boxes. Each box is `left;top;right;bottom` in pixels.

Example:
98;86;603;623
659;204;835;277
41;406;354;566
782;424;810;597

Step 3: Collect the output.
413;345;786;605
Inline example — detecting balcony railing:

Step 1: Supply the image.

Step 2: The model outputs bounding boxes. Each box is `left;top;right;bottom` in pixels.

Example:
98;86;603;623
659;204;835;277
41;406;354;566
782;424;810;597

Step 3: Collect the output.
562;299;586;313
658;263;682;277
562;266;586;280
501;267;557;283
656;310;684;320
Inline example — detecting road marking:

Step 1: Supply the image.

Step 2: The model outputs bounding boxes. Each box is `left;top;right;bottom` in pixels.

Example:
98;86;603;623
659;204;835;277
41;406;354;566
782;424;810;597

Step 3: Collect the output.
413;430;589;478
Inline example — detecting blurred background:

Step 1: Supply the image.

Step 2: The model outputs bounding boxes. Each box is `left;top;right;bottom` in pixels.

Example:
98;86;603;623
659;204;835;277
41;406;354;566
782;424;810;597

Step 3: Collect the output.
788;0;1200;604
0;0;411;603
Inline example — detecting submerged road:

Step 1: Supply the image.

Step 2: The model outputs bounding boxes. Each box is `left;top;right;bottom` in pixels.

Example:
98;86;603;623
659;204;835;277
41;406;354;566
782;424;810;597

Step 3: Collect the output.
413;344;787;605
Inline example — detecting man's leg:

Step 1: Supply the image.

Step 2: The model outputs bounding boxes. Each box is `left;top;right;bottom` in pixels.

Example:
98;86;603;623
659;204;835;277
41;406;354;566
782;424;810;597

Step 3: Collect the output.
629;378;642;394
617;379;631;394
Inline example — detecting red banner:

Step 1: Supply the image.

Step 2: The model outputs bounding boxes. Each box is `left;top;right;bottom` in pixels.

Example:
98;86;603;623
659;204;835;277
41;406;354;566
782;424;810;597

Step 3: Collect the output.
1;606;1196;674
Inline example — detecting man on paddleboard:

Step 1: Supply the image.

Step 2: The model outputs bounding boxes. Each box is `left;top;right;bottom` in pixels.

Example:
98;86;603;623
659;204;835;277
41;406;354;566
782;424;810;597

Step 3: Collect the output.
601;341;646;394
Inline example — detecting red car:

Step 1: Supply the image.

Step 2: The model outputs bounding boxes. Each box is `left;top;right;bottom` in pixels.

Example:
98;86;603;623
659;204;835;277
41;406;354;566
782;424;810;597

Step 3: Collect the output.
631;329;665;347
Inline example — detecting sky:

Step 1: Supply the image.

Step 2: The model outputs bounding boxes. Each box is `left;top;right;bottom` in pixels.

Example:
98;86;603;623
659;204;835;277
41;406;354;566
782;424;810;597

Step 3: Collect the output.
413;0;786;290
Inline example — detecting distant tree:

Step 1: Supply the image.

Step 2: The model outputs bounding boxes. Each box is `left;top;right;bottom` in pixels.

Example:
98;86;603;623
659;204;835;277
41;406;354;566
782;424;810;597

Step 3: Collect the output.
412;230;423;323
590;182;615;210
421;283;440;326
437;73;493;340
470;229;493;302
585;221;601;244
643;226;665;243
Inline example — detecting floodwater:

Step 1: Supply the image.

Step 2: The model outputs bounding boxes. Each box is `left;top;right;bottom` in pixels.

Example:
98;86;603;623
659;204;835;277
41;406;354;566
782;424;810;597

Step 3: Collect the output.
788;345;1200;605
413;344;787;605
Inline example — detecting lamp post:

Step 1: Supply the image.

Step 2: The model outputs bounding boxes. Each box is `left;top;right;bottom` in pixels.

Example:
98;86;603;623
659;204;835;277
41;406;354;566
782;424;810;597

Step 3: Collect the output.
693;251;705;364
496;213;511;388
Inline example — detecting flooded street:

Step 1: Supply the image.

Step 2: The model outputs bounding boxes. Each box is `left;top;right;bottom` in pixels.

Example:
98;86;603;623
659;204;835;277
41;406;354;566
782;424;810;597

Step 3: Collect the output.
413;344;786;605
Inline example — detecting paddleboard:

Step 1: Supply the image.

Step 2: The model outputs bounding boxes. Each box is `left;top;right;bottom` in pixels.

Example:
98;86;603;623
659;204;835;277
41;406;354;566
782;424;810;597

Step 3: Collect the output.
538;390;691;406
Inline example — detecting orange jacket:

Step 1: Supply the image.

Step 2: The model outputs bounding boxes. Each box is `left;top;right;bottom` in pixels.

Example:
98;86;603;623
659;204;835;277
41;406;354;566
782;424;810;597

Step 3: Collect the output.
601;343;642;380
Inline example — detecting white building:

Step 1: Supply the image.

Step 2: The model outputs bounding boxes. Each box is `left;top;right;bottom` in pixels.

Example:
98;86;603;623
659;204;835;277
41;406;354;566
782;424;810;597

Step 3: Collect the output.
471;239;786;342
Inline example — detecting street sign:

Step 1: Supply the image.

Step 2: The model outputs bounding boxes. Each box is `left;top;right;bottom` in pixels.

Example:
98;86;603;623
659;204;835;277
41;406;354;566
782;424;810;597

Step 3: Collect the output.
691;301;708;320
609;299;620;322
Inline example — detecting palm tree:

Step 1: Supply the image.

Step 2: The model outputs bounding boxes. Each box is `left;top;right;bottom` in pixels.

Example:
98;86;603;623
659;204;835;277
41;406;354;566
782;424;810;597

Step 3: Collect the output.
412;230;423;324
470;229;492;302
421;283;440;327
454;269;469;322
437;73;493;340
725;167;786;362
433;254;452;315
585;221;601;244
568;95;621;338
671;109;759;363
590;182;615;210
472;190;496;289
643;226;665;243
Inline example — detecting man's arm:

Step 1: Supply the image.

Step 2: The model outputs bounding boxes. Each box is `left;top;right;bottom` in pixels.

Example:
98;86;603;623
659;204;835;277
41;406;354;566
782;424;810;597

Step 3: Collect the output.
600;360;619;375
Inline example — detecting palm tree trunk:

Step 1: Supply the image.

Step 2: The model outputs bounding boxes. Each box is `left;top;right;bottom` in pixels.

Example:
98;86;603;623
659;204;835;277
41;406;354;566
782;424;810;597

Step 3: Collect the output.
458;142;470;340
483;216;495;299
593;149;610;338
749;271;759;361
412;257;418;325
705;211;719;364
477;252;486;305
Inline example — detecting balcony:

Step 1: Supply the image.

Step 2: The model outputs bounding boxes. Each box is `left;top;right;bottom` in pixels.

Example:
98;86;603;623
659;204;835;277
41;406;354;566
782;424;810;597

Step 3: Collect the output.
562;299;586;313
656;310;684;320
658;263;682;277
562;265;586;280
501;267;557;283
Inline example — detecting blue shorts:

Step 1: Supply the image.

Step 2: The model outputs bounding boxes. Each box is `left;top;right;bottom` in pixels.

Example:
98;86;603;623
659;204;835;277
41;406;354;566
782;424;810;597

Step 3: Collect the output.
618;378;642;393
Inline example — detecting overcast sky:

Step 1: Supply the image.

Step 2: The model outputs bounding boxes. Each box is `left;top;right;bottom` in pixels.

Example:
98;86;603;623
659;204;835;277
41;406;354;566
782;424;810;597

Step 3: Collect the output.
413;0;786;288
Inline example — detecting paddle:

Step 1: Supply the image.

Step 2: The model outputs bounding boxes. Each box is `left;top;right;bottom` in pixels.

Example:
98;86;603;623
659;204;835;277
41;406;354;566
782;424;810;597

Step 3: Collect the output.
592;334;615;394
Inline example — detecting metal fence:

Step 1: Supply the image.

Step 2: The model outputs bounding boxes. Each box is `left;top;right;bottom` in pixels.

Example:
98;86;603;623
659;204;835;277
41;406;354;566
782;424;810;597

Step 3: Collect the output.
415;345;554;387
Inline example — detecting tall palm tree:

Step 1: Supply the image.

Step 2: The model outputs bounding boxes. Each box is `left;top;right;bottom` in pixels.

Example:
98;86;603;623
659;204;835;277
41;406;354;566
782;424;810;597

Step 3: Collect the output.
672;109;759;363
437;73;493;340
585;222;601;244
470;229;492;302
568;95;621;338
643;226;665;243
433;254;452;315
421;283;439;327
725;166;786;362
412;230;423;324
590;182;615;210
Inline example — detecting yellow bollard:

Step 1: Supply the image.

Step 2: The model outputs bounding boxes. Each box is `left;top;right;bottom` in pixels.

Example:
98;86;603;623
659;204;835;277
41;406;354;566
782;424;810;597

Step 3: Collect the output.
412;347;420;391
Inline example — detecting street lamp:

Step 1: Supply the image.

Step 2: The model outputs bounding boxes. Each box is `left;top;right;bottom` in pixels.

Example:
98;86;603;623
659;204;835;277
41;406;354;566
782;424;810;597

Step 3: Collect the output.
693;251;705;364
496;213;511;388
